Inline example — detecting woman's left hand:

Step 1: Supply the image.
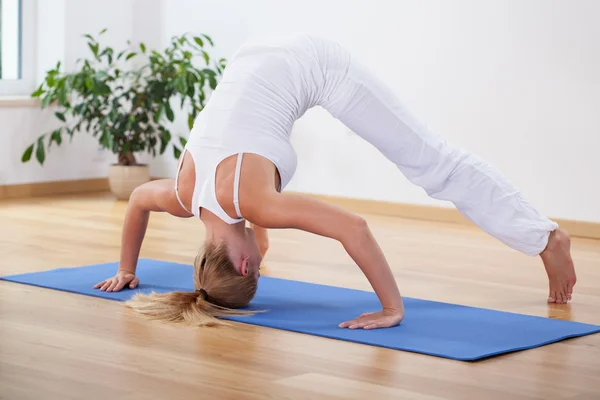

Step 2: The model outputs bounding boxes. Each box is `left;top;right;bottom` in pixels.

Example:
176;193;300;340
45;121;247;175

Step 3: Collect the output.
338;308;404;330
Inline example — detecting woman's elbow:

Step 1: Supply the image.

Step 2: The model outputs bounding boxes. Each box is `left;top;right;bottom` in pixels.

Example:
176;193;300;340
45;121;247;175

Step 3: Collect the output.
352;215;368;230
340;215;370;244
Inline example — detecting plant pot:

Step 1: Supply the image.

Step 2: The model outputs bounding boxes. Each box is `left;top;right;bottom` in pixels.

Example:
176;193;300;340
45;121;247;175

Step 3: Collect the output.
108;164;150;200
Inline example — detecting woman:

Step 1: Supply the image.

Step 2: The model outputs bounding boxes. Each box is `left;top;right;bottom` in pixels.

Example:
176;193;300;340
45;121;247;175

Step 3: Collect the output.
94;33;576;328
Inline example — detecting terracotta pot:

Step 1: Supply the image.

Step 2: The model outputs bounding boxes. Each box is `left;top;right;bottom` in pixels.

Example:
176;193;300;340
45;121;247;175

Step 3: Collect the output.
108;164;150;200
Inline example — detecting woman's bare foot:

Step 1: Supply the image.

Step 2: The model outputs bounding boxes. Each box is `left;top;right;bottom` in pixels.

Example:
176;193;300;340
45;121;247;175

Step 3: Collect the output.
540;228;576;304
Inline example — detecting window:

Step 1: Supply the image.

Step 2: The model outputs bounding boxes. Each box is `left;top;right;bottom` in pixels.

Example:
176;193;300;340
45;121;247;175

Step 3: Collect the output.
0;0;35;96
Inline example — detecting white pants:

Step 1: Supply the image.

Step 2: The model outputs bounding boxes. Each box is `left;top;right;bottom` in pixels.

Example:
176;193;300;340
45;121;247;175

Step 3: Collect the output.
317;42;558;257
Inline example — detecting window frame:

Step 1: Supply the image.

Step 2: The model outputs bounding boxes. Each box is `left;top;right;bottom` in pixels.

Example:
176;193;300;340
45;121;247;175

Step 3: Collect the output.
0;0;36;97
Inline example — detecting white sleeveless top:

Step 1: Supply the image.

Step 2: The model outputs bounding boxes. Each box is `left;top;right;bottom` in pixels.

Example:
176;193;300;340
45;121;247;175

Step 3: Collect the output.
174;33;351;223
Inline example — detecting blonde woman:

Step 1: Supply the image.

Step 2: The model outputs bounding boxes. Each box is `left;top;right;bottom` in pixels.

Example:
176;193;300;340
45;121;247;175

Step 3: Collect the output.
94;33;576;328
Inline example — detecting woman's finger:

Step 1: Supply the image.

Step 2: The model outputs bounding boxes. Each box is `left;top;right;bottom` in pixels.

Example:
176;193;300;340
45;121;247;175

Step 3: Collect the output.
107;279;120;292
339;319;357;328
129;277;139;289
100;280;113;291
93;280;106;289
339;316;363;328
112;279;127;292
349;318;374;329
363;321;387;330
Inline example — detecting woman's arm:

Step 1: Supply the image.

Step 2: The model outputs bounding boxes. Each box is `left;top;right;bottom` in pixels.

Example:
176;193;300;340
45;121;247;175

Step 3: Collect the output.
244;192;404;328
118;179;191;273
95;179;191;292
249;222;269;258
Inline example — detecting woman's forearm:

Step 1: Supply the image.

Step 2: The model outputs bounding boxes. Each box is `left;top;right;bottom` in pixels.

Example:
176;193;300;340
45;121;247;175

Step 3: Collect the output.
118;199;150;274
249;222;269;258
341;221;404;311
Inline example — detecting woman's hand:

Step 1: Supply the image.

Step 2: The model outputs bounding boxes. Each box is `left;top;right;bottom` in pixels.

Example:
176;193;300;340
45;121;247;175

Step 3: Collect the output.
93;270;139;292
338;308;404;330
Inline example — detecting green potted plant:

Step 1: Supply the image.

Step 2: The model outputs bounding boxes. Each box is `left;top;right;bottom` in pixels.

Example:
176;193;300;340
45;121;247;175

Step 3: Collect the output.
22;29;226;199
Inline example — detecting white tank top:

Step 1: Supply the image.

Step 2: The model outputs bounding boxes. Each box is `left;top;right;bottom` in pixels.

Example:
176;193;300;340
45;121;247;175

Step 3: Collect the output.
175;33;351;223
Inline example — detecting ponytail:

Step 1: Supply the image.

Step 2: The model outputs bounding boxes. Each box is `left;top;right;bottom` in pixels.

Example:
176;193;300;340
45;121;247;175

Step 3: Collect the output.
126;289;255;327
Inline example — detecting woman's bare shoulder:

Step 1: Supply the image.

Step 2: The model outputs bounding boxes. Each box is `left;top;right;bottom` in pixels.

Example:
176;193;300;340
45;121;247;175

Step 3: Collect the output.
131;179;193;218
215;153;281;219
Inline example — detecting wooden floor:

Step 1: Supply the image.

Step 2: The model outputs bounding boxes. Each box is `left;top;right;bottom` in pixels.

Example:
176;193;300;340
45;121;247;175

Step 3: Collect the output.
1;192;599;400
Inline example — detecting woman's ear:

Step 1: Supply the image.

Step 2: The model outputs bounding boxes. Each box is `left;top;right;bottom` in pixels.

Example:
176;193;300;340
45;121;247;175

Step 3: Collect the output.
239;256;250;276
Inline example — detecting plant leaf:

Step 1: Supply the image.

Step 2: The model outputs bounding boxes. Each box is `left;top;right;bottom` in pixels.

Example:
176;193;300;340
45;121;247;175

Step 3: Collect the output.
208;75;217;90
49;129;62;148
173;145;181;159
187;113;195;130
31;85;45;98
125;52;137;61
201;34;214;46
99;28;107;34
217;57;227;73
202;51;210;65
193;36;204;47
55;112;66;122
100;129;112;149
177;76;188;95
95;71;109;80
179;137;187;147
88;42;99;57
41;94;53;109
140;43;146;53
153;104;165;123
165;103;174;122
66;74;75;89
46;72;56;87
159;129;171;154
84;34;94;41
53;129;63;145
36;137;46;165
186;75;196;98
21;144;34;162
58;85;67;105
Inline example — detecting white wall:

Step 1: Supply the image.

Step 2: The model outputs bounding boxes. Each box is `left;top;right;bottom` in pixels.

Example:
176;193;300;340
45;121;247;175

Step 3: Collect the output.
156;0;600;223
2;0;598;223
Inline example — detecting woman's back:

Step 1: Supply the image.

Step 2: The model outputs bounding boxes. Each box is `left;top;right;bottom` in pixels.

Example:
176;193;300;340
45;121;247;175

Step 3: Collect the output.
179;33;354;221
189;33;346;143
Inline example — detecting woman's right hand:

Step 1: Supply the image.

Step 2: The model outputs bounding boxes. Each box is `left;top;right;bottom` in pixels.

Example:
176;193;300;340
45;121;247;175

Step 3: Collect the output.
93;270;139;292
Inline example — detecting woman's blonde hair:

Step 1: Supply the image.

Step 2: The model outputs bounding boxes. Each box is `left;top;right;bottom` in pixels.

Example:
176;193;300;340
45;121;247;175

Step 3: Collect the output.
126;242;258;326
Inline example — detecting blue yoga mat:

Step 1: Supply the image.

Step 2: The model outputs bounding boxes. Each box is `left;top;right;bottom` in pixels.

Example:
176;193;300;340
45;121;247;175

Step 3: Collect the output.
2;259;598;361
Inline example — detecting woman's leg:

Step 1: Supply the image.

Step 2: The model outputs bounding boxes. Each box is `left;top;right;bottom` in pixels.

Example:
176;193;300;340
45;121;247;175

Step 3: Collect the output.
321;55;576;303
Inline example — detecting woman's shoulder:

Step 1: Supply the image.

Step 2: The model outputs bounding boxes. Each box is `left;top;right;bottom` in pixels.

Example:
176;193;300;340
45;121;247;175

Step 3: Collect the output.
214;153;281;218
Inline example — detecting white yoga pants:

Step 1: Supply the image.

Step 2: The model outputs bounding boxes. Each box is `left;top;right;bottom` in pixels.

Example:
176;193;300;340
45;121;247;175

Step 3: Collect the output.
317;41;558;257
